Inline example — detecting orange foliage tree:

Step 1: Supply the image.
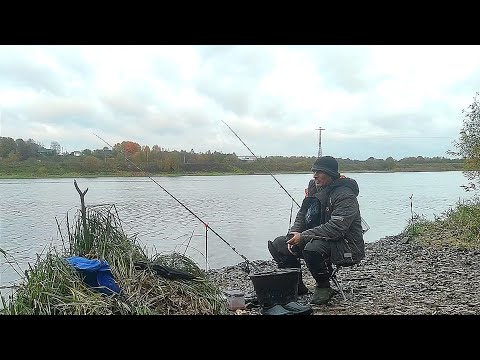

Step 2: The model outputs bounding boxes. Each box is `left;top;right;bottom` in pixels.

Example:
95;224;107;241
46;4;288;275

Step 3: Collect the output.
114;141;141;157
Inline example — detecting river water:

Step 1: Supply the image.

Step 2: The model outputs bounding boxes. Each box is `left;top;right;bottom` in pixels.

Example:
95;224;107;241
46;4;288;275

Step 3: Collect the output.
0;171;474;293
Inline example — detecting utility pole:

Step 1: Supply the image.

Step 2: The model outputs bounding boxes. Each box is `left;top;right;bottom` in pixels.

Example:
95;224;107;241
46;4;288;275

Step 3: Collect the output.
316;127;325;157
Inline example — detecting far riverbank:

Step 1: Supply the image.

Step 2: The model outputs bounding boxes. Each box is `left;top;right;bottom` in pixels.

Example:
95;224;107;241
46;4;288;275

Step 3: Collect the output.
0;168;466;180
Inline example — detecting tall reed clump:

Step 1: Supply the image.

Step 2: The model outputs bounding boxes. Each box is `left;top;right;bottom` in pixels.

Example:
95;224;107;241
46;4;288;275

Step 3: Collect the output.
403;197;480;250
1;200;229;315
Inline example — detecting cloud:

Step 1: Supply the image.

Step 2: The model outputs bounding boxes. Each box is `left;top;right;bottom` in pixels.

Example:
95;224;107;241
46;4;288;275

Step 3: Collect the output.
2;45;480;160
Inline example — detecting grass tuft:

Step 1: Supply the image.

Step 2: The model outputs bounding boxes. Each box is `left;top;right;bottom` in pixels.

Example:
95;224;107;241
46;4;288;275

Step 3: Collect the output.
1;204;229;315
403;198;480;250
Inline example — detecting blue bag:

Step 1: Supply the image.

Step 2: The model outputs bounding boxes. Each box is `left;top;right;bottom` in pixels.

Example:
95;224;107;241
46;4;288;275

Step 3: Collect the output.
66;256;122;296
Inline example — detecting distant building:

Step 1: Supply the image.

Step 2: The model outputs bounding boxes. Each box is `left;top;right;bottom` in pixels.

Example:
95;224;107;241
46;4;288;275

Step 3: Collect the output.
237;155;257;162
38;148;56;156
94;148;113;156
72;151;81;157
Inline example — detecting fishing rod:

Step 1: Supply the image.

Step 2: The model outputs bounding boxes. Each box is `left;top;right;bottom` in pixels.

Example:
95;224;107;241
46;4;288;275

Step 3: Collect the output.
221;120;371;234
222;120;301;244
93;133;259;272
221;120;301;209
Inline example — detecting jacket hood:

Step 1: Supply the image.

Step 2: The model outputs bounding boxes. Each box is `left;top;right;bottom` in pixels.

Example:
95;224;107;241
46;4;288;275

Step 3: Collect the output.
330;177;359;196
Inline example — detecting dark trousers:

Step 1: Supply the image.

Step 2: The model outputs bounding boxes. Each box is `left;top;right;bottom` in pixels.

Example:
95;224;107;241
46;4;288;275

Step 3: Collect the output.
268;235;333;288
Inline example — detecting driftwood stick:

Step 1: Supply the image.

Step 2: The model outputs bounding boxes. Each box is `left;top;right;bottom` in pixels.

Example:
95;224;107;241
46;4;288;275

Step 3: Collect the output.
74;179;89;247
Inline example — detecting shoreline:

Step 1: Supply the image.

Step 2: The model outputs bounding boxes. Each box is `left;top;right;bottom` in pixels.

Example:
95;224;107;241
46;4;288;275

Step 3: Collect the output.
206;234;480;315
0;169;465;180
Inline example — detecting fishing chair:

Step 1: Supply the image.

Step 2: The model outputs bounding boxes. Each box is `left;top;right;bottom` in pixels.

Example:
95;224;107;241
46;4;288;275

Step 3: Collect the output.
329;258;364;301
330;224;369;301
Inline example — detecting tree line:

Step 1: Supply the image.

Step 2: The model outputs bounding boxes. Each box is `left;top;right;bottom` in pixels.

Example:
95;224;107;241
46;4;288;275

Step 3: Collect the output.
0;138;465;177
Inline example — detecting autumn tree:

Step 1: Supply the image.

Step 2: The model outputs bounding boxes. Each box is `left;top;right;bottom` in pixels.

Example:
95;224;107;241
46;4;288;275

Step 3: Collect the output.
82;155;101;172
113;141;141;157
26;139;40;155
131;151;144;166
143;145;150;164
15;139;30;160
50;141;61;154
449;91;480;191
0;137;16;158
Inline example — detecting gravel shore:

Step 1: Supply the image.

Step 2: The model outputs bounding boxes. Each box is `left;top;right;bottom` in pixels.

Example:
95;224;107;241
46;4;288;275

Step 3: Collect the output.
206;235;480;315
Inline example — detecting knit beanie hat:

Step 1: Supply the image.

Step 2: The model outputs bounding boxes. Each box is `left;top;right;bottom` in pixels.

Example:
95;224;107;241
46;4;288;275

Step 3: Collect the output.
310;156;340;179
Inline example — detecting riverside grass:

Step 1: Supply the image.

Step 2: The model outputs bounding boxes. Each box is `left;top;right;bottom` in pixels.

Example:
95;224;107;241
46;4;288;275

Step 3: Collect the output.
405;197;480;250
1;203;229;315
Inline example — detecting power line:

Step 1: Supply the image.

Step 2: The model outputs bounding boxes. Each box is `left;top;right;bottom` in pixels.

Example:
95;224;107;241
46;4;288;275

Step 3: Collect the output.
369;135;452;139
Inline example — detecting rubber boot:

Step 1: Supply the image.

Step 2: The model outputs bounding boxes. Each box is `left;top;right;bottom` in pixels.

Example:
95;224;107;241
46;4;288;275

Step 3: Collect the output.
303;249;334;304
310;286;335;305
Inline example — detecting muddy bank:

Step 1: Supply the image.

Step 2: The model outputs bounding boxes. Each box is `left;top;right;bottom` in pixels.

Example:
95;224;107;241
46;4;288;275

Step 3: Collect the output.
206;235;480;315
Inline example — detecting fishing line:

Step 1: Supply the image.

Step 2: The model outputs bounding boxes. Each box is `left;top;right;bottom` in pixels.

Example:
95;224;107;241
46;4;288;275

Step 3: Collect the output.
221;121;371;234
93;133;258;272
221;120;301;208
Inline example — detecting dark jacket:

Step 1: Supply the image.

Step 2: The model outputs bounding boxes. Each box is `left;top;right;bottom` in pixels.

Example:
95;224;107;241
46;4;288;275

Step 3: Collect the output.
290;177;365;264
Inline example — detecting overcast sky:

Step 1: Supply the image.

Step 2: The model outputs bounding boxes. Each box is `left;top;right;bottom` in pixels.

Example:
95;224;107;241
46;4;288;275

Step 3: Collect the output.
1;45;478;160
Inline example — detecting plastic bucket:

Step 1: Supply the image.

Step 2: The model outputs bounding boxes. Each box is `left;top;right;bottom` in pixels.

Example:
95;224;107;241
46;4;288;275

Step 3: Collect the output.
249;268;300;307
